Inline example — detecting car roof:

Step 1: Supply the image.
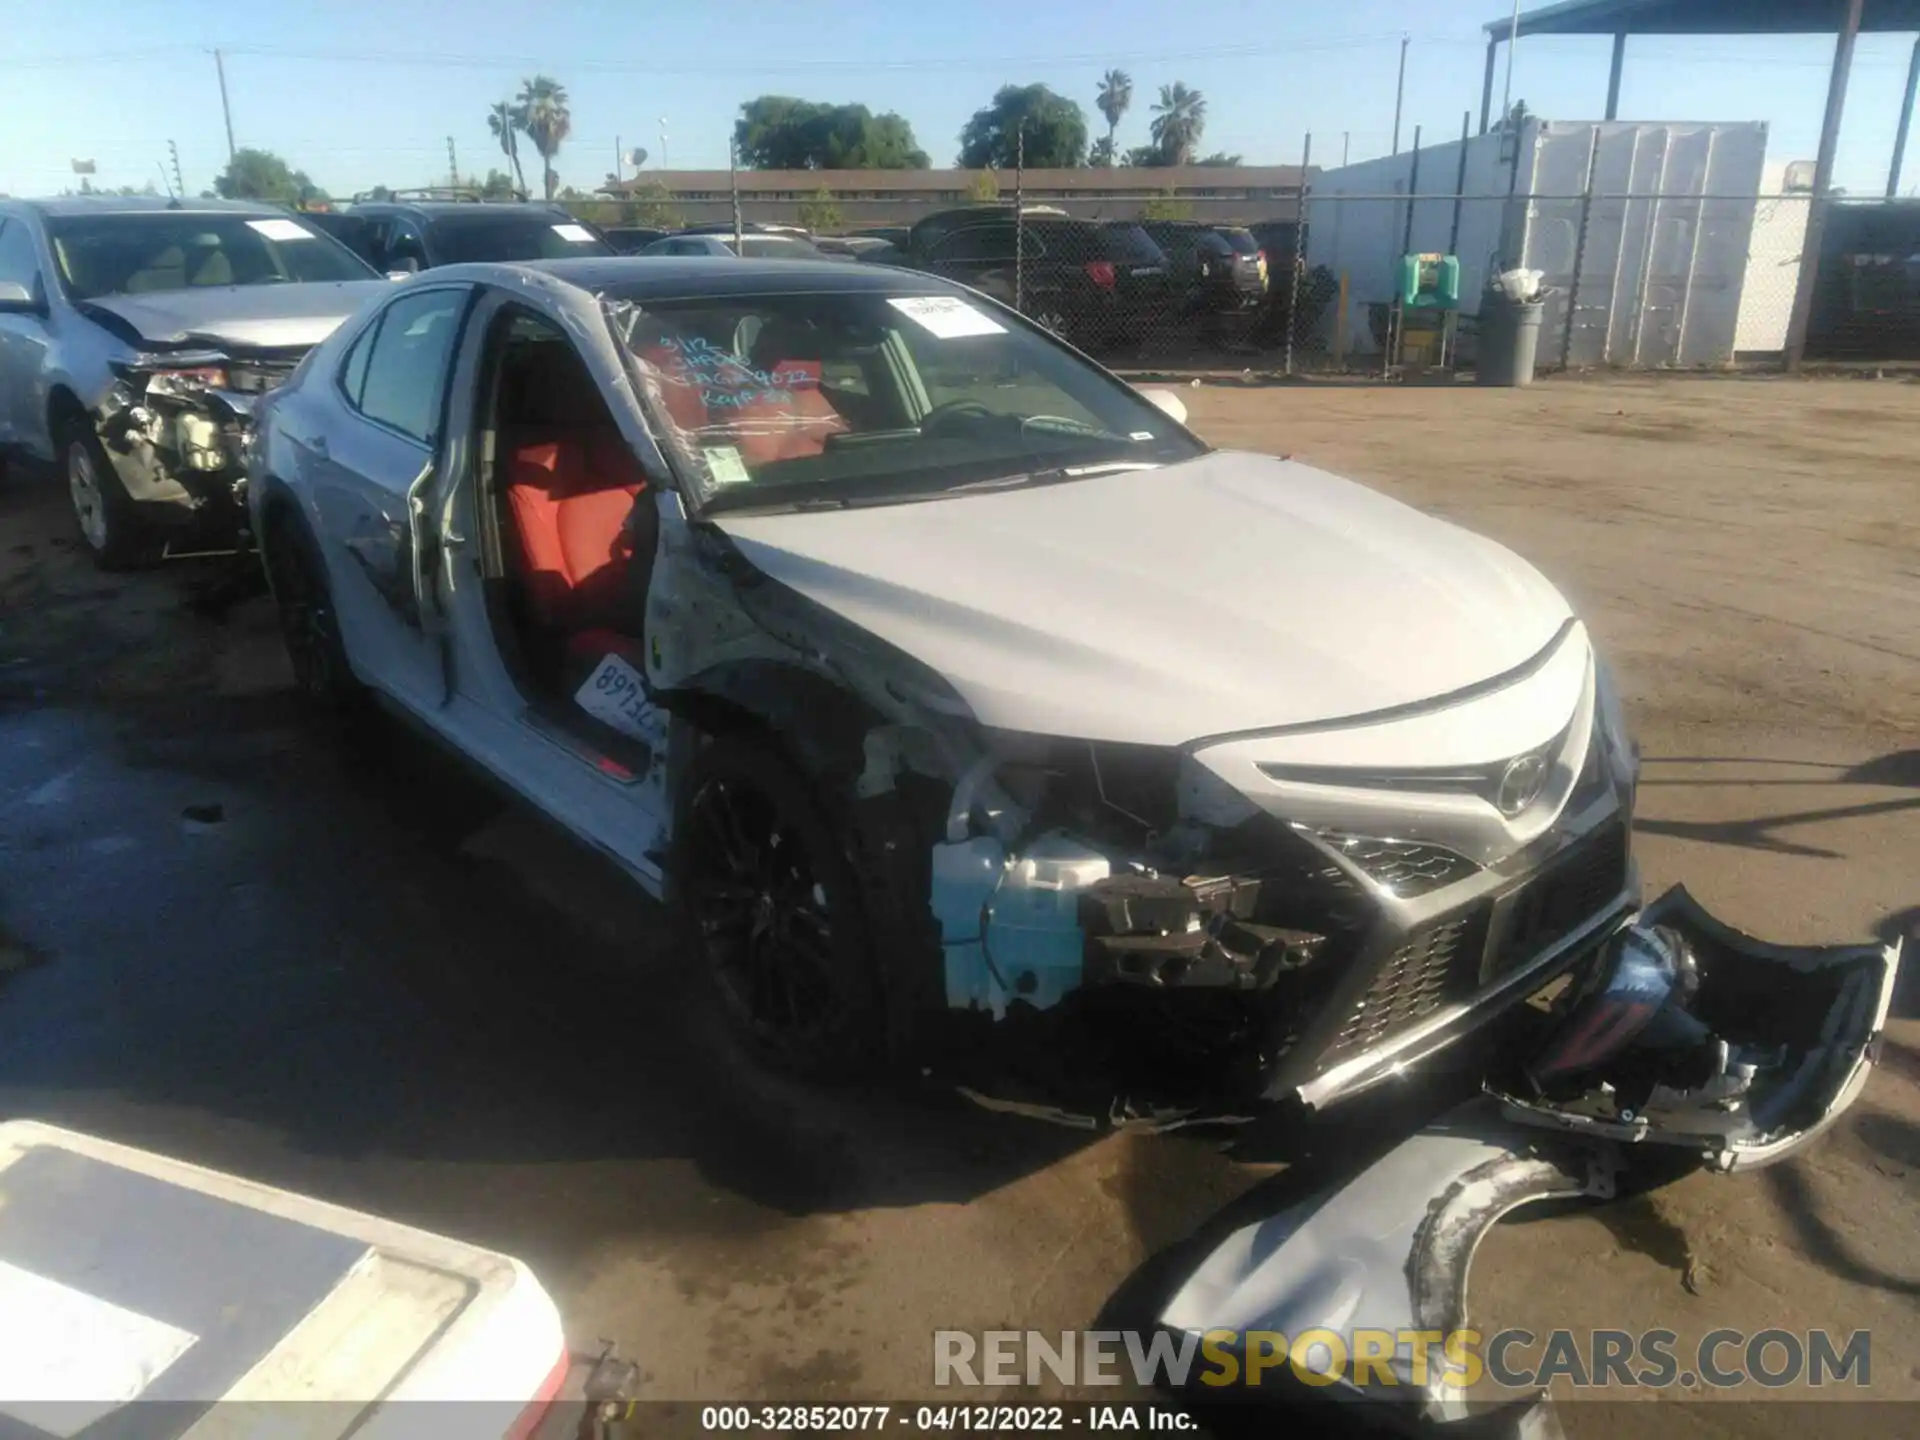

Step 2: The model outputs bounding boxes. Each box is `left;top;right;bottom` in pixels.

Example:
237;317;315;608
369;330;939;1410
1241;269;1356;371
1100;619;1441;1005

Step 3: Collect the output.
348;202;571;219
4;196;293;219
437;255;968;300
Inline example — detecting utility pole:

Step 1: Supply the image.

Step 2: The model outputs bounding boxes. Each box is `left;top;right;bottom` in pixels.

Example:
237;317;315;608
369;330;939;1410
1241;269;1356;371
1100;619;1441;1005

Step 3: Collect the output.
1890;34;1920;198
447;136;459;190
729;137;742;255
615;135;623;186
1786;0;1867;371
659;117;670;171
1392;35;1408;155
1501;0;1522;126
167;139;185;200
1341;132;1350;167
214;49;236;160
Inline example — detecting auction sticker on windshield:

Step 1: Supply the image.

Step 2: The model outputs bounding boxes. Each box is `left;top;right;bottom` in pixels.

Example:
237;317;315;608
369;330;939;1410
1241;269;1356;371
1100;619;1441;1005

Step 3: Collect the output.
246;218;316;242
552;223;596;243
888;296;1005;339
703;445;751;487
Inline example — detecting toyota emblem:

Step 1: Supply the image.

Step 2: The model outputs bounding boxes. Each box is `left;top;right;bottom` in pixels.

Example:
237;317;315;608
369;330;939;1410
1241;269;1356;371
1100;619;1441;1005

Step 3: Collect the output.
1496;753;1551;816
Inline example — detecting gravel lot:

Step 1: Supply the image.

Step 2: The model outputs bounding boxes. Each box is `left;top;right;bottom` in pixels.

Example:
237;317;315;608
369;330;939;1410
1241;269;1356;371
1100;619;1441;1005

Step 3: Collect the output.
1;374;1915;1433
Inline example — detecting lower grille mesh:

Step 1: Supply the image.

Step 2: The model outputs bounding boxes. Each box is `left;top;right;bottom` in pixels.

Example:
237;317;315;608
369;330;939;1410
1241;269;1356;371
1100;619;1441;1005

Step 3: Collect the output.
1326;909;1488;1057
1494;822;1630;974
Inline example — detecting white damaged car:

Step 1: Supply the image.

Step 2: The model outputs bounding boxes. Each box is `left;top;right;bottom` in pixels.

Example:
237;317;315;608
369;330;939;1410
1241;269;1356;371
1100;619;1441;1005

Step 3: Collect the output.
244;257;1897;1130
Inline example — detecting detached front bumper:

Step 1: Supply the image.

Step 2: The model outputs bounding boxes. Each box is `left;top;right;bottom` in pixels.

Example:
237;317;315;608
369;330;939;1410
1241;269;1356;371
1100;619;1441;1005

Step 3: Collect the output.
1159;888;1902;1427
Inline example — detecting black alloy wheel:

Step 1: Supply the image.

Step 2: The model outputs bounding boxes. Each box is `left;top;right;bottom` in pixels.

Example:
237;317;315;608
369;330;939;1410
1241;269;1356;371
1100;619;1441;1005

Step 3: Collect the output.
677;736;880;1076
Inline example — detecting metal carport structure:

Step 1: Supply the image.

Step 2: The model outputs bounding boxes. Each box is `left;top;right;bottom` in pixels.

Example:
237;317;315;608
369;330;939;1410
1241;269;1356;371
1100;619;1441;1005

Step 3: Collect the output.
1479;0;1920;365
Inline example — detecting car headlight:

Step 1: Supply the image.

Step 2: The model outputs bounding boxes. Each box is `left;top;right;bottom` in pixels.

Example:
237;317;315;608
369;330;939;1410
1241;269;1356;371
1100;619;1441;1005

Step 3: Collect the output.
1593;657;1638;784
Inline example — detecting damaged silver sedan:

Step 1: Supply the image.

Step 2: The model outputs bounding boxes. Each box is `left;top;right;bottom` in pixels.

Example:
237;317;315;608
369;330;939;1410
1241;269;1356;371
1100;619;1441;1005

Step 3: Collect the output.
248;255;1657;1120
0;196;388;566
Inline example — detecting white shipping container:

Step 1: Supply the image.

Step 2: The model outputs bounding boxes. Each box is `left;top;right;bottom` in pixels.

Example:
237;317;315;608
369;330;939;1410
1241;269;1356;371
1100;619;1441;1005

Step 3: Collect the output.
1306;119;1772;367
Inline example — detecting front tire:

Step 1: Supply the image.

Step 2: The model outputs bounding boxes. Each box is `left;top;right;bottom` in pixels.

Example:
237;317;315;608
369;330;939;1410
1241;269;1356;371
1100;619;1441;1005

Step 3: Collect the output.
673;734;883;1078
64;422;154;570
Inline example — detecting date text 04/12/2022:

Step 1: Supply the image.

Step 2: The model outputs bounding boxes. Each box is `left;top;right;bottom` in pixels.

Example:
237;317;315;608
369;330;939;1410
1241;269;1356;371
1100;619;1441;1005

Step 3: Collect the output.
696;1406;1196;1432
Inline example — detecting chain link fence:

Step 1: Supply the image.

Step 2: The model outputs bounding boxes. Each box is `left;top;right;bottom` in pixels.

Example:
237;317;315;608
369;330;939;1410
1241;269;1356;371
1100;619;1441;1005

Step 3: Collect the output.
563;186;1918;376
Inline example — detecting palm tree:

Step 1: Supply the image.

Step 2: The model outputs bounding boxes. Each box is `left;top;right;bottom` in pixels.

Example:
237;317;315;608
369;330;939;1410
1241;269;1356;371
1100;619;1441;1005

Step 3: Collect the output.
513;75;572;199
1150;82;1207;166
487;100;526;197
1095;69;1132;168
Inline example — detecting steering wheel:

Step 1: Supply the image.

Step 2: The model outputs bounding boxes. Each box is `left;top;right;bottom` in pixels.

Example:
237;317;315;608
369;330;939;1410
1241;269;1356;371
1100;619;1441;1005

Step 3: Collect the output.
919;399;998;435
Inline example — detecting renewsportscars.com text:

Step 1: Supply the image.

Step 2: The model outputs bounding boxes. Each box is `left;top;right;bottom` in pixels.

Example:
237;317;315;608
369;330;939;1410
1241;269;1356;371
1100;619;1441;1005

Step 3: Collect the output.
933;1328;1873;1390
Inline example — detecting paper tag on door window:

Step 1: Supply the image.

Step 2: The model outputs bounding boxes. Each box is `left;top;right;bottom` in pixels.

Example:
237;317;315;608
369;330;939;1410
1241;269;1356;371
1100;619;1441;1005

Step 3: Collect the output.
703;445;751;487
552;223;595;243
574;653;664;745
246;218;315;242
887;296;1005;338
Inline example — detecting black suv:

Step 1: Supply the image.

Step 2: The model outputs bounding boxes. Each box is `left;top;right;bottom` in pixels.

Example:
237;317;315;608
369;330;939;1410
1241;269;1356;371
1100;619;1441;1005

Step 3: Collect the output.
1137;221;1269;323
889;206;1171;350
320;201;616;272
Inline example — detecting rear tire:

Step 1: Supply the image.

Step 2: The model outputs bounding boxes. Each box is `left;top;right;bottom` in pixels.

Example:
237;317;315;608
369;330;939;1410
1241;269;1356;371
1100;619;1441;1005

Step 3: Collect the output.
261;504;366;724
64;421;155;571
672;733;884;1079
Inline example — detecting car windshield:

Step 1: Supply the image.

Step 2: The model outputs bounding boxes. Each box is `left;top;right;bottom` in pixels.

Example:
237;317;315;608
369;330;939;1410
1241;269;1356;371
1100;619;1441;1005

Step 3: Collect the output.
421;213;615;264
601;287;1206;515
46;213;376;299
737;235;824;259
1218;228;1261;255
1098;224;1168;265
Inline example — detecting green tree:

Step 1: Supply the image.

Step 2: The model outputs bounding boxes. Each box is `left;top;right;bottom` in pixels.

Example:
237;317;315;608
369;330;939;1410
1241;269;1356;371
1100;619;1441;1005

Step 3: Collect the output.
1195;151;1243;167
797;186;844;232
487;100;527;196
213;148;325;204
966;169;1000;202
733;97;929;169
1121;144;1165;168
1095;69;1132;168
1149;82;1207;166
627;181;685;229
514;75;572;199
1140;191;1192;221
957;84;1088;169
478;169;517;201
1088;137;1115;168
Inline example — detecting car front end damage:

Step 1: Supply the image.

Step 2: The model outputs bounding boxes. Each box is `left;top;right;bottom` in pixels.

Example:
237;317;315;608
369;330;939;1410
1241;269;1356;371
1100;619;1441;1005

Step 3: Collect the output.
1158;888;1901;1432
908;628;1640;1124
90;347;307;548
654;515;1641;1125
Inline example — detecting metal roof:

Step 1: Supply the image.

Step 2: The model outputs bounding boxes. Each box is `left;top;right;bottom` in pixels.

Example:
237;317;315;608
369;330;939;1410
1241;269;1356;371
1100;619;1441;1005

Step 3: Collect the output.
1485;0;1920;37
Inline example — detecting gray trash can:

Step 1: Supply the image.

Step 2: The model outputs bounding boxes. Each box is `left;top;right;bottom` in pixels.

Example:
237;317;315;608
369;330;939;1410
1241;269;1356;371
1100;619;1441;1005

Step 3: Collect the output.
1476;291;1546;387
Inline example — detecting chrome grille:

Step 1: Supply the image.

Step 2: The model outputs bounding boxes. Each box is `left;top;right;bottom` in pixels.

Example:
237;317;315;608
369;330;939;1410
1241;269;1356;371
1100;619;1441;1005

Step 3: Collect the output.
1326;909;1488;1057
1325;835;1481;897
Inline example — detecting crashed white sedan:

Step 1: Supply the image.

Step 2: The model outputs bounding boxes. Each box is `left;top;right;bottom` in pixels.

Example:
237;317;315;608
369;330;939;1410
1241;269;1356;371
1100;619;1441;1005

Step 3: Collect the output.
244;257;1894;1129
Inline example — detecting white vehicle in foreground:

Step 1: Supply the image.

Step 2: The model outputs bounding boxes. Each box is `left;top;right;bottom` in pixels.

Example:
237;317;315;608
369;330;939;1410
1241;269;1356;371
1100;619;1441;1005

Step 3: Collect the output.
245;257;1894;1131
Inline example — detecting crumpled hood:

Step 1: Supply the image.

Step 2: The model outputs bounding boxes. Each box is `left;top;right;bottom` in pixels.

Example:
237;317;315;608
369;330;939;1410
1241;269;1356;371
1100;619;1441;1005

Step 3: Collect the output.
79;281;389;351
715;450;1574;746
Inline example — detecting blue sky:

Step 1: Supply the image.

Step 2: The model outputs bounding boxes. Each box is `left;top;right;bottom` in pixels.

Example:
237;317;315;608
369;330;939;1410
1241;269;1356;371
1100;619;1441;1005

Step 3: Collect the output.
5;0;1917;198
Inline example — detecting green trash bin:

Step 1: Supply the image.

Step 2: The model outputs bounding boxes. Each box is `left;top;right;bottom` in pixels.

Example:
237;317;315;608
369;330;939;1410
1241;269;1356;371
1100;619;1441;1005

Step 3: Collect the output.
1476;289;1546;387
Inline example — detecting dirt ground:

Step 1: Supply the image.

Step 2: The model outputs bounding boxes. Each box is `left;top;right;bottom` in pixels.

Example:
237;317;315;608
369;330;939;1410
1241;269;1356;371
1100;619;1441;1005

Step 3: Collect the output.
1;374;1916;1433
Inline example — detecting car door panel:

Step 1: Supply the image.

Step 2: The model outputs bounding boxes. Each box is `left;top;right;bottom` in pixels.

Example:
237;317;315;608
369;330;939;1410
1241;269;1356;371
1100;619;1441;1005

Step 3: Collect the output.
424;289;674;894
0;218;53;450
309;284;474;714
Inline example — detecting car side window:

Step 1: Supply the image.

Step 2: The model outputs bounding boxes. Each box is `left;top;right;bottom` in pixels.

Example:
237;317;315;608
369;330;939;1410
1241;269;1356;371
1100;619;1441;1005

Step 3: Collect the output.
0;219;41;290
931;223;1016;264
338;321;376;407
352;288;467;445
